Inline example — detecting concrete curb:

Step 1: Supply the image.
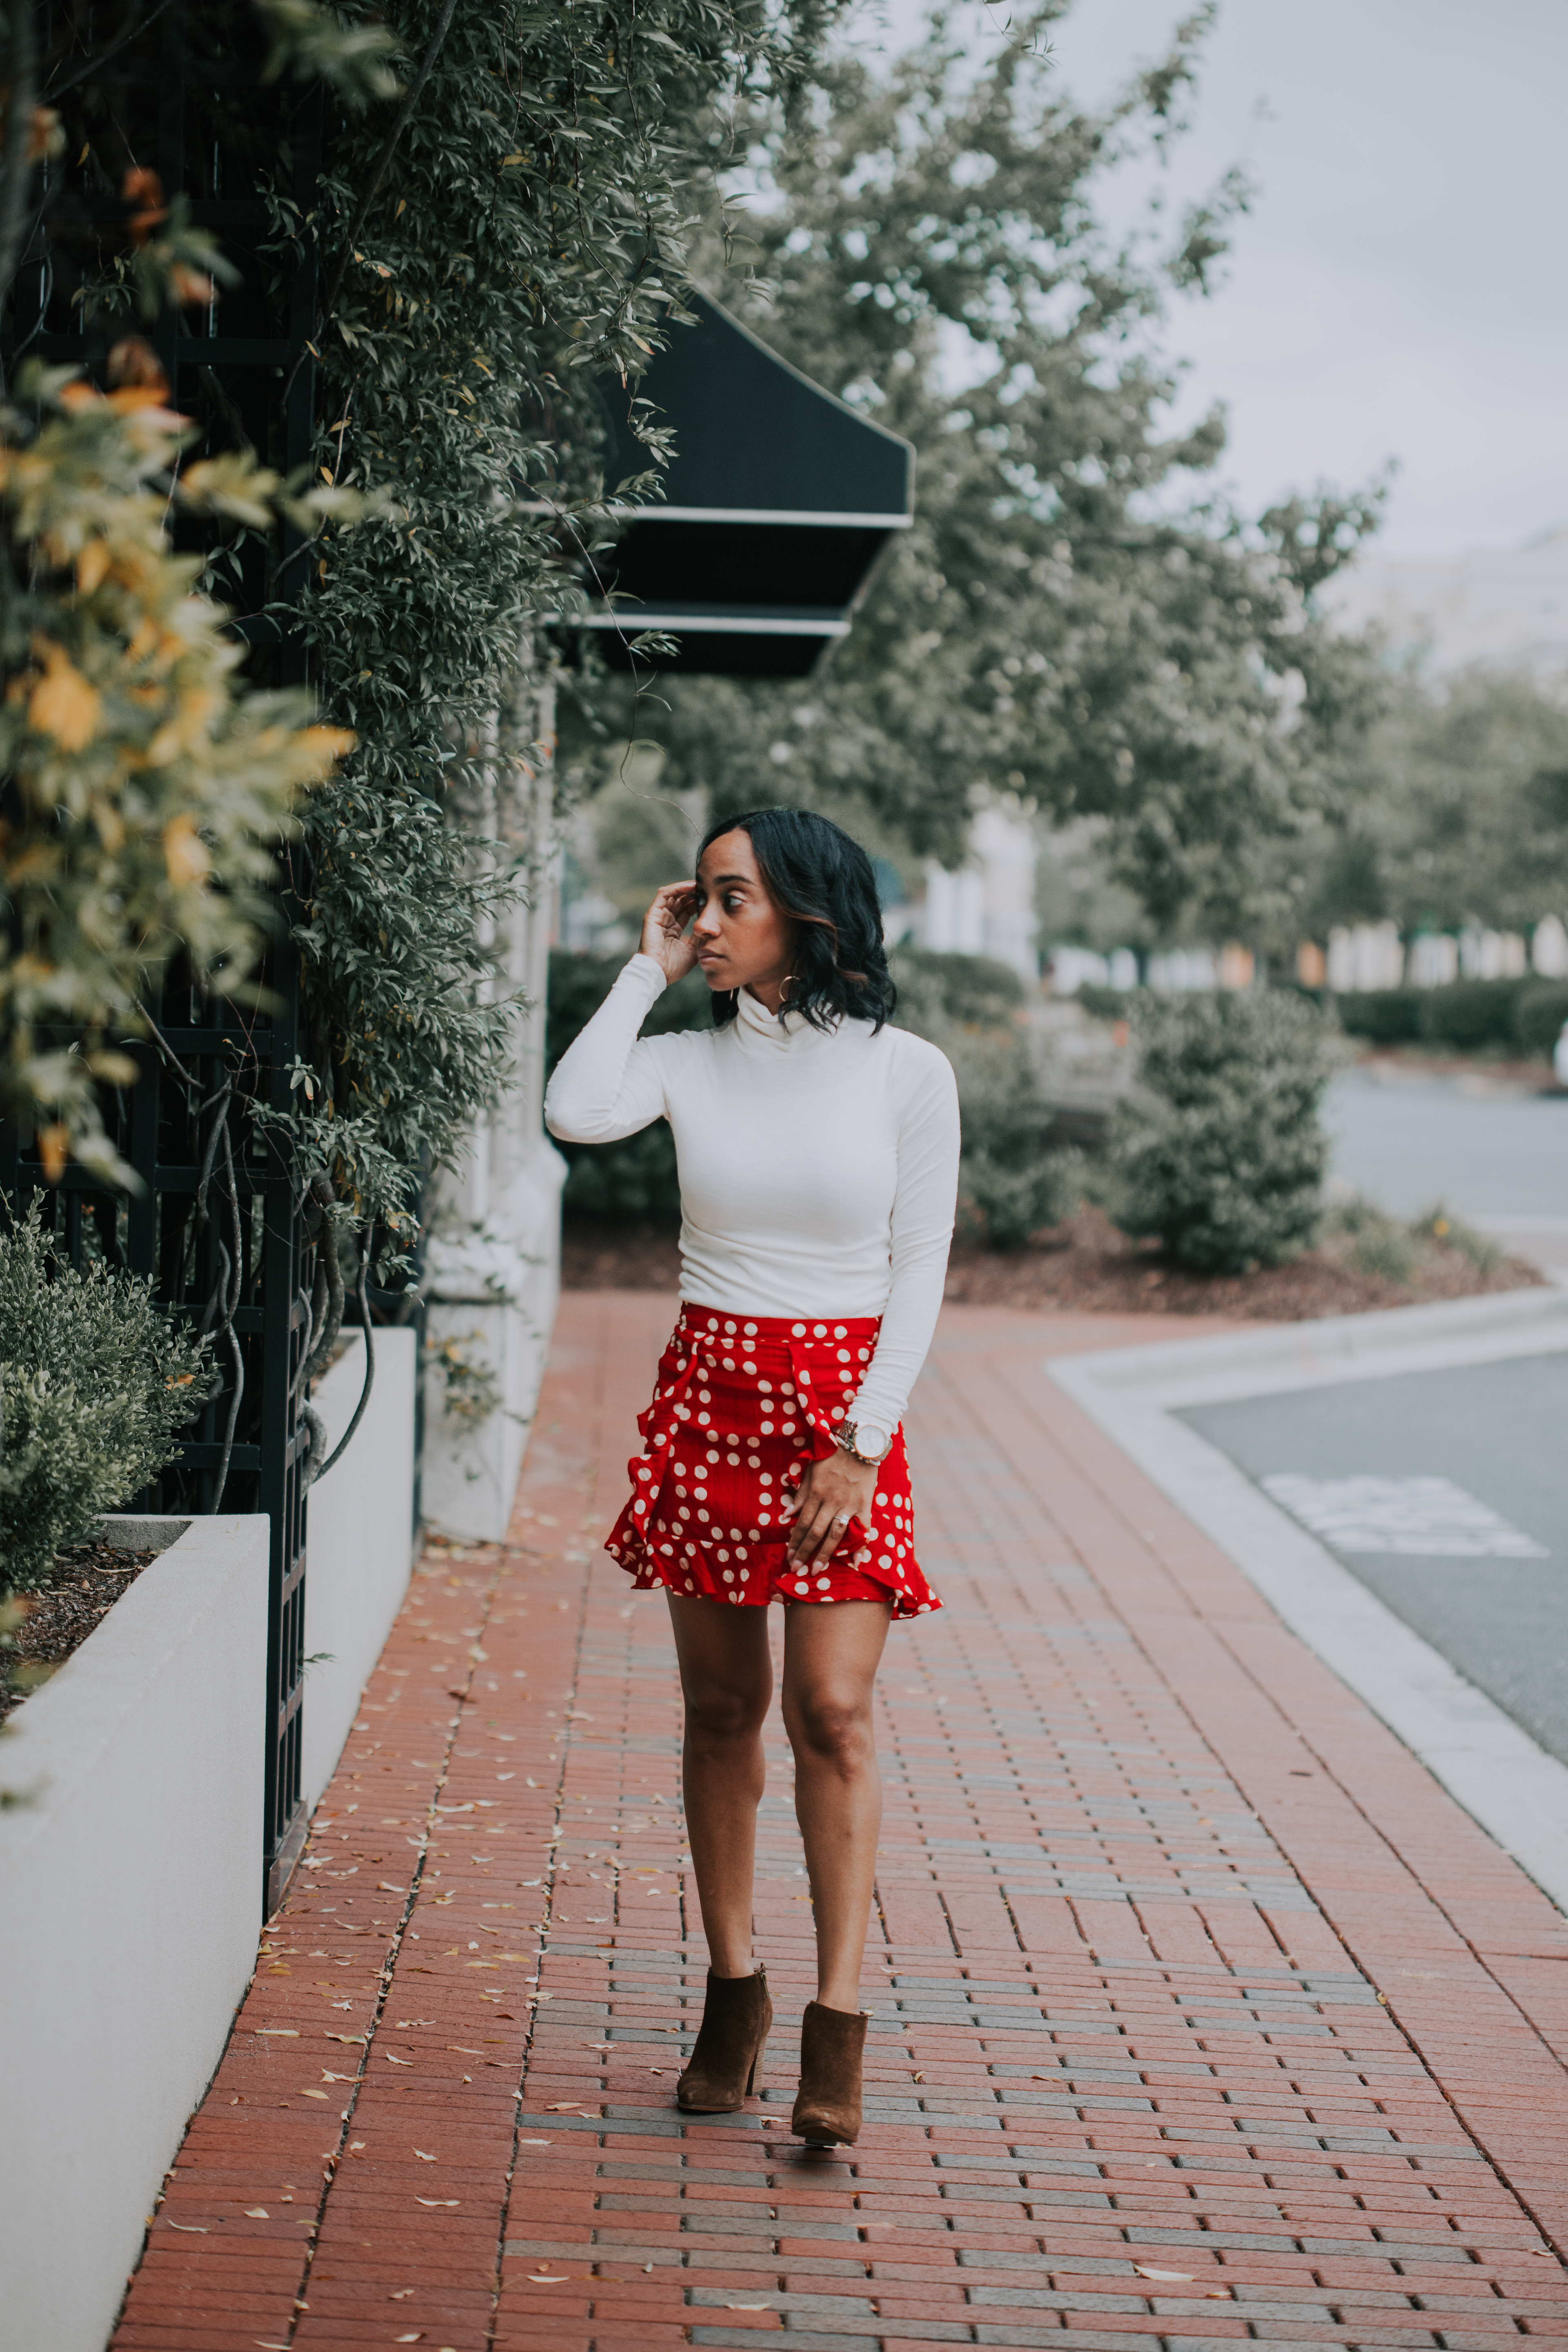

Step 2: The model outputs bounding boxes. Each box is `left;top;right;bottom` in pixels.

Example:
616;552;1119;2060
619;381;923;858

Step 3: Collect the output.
1048;1292;1568;1916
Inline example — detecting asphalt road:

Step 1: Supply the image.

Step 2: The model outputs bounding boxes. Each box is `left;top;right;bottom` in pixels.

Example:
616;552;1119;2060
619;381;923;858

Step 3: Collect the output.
1182;1350;1568;1766
1326;1068;1568;1221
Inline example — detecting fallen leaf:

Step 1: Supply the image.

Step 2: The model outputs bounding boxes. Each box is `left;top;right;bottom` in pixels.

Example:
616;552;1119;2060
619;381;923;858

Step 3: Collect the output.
544;2101;583;2112
255;2028;299;2037
518;2138;552;2146
1205;2289;1232;2299
299;2088;329;2100
384;2054;413;2066
378;1882;407;1893
448;2046;484;2055
726;2304;773;2312
526;2274;570;2284
325;2033;365;2044
394;2336;423;2344
414;2149;437;2161
165;2221;208;2232
245;2207;270;2219
389;2288;414;2299
414;2197;459;2207
320;2071;352;2083
1133;2265;1194;2282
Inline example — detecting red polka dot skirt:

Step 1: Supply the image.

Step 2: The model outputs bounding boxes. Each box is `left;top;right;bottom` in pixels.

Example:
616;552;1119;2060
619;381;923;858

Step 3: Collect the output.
603;1304;940;1617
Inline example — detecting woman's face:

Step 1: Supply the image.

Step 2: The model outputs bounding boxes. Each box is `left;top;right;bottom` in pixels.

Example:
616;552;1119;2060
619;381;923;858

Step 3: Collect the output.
690;828;798;998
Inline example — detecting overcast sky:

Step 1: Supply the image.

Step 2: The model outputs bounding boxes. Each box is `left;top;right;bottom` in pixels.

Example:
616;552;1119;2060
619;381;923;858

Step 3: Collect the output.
849;0;1568;558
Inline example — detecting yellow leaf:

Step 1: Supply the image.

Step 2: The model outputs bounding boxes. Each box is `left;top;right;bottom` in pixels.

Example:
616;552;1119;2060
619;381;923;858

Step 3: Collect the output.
162;813;211;887
292;724;356;781
245;2207;270;2219
76;540;110;594
148;685;223;766
37;1124;68;1183
91;796;125;852
28;639;101;750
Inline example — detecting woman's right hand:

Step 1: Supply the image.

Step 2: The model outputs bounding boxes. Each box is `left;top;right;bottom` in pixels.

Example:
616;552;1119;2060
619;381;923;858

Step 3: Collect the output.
640;881;700;988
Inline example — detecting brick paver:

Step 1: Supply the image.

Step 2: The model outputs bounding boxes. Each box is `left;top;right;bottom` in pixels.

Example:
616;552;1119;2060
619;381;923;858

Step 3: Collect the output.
112;1293;1568;2350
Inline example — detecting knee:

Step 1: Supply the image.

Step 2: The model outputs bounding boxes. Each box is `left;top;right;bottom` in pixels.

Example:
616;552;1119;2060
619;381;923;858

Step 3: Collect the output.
684;1682;768;1749
788;1690;875;1776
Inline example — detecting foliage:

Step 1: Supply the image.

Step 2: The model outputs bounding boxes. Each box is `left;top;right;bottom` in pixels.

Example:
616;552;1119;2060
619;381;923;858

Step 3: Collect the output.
1297;667;1568;945
572;0;1387;935
886;947;1080;1250
427;1327;504;1427
888;947;1023;1029
0;0;833;1244
545;950;711;1225
1334;987;1421;1046
270;0;837;1238
955;1066;1082;1249
0;1201;214;1595
1334;976;1568;1058
1514;980;1568;1058
0;361;354;1183
1109;988;1341;1272
1323;1193;1503;1287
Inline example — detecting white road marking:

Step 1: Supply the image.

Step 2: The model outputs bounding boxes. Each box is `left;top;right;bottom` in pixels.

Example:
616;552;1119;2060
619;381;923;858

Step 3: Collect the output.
1261;1474;1548;1559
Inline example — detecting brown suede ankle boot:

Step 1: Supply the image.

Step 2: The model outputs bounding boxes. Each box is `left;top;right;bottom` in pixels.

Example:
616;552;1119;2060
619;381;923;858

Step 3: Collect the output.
677;1966;772;2113
791;2001;868;2146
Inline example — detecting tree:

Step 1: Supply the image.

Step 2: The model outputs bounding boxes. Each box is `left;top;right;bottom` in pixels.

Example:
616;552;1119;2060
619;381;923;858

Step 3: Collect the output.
567;0;1387;937
1295;665;1568;947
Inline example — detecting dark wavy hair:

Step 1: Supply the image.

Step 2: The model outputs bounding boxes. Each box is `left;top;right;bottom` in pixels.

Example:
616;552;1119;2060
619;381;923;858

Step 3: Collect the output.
696;806;896;1034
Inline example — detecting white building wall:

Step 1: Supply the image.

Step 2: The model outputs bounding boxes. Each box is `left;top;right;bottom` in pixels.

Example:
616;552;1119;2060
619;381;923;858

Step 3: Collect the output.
921;804;1040;983
422;677;566;1542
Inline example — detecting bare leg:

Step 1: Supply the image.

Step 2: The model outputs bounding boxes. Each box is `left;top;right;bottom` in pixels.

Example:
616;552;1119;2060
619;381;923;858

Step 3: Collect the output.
667;1595;773;1977
781;1599;892;2012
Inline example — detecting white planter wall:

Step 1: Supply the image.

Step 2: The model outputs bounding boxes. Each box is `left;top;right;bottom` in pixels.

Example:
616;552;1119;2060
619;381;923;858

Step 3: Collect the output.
0;1514;270;2352
301;1324;417;1813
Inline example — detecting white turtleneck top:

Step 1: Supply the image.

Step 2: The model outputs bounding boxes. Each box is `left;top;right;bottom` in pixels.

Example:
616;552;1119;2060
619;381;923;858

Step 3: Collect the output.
544;953;960;1435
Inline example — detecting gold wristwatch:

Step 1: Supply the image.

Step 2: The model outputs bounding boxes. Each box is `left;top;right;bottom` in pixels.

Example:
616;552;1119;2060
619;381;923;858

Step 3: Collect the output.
836;1419;892;1467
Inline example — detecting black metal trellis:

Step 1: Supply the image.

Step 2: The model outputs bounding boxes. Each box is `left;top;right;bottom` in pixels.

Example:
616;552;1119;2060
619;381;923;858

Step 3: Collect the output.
2;17;329;1912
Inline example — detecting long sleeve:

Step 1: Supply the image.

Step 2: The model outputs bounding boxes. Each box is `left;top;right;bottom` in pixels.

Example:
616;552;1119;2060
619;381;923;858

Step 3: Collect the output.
847;1042;960;1437
543;953;671;1143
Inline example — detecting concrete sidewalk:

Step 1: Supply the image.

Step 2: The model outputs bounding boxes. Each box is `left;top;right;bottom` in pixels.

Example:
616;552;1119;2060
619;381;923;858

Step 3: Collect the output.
111;1293;1568;2350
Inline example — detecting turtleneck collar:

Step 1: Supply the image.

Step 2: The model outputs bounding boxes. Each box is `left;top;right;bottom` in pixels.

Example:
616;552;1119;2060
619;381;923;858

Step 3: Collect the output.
733;987;840;1051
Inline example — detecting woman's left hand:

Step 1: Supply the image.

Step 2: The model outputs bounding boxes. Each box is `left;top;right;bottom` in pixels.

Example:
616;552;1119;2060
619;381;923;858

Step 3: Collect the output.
784;1447;879;1570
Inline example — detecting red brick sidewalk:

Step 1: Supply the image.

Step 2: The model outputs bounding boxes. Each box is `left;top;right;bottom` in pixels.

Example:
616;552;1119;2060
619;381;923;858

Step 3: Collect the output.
112;1294;1568;2351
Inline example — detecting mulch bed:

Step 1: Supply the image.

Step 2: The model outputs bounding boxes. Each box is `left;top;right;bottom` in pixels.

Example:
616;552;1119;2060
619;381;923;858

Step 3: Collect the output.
1;1539;158;1722
562;1207;1545;1323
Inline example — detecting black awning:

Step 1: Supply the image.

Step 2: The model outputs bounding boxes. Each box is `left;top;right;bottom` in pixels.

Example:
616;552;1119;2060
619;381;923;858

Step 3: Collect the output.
558;289;913;678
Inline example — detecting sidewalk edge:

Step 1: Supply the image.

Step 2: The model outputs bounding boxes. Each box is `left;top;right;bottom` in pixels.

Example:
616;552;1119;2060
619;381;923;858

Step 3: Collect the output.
1049;1344;1568;1917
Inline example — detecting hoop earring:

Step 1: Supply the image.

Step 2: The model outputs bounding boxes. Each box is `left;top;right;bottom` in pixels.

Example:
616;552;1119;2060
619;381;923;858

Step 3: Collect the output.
778;972;794;1004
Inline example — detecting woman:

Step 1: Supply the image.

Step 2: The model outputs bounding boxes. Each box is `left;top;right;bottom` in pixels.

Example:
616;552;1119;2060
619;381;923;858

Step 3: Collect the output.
545;806;959;2145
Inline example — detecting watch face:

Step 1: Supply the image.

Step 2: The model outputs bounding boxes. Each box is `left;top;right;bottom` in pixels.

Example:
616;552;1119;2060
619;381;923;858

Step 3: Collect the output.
860;1425;890;1460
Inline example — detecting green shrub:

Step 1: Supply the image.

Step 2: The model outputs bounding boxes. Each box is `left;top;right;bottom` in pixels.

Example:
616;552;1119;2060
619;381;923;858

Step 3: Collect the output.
546;951;713;1228
1109;990;1341;1273
957;1067;1083;1250
1512;980;1568;1058
1416;978;1523;1051
1409;1203;1504;1272
1323;1194;1420;1285
0;1206;214;1596
1076;982;1138;1023
888;947;1025;1029
1336;988;1421;1044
